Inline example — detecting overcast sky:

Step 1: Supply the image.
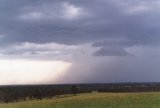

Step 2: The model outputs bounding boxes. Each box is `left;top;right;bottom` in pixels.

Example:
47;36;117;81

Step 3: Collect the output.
0;0;160;85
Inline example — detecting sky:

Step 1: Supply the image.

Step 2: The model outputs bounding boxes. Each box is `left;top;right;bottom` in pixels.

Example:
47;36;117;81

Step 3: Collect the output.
0;0;160;85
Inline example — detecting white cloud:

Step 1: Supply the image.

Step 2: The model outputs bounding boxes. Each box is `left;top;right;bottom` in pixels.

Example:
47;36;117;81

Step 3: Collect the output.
0;59;71;85
112;0;156;15
18;1;86;21
14;42;78;50
19;12;44;20
0;42;89;61
62;2;83;20
125;5;150;15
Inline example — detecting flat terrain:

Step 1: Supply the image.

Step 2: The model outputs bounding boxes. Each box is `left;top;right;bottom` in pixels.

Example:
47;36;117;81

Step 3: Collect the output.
1;92;160;108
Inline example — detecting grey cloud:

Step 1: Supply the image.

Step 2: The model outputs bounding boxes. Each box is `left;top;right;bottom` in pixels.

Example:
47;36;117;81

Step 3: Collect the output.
1;0;160;84
0;42;80;61
93;46;129;56
92;39;136;47
92;39;134;56
0;0;160;58
1;0;160;47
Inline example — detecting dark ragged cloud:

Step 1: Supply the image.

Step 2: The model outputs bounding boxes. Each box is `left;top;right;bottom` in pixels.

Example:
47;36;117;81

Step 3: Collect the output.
1;0;160;84
92;39;133;56
93;46;129;56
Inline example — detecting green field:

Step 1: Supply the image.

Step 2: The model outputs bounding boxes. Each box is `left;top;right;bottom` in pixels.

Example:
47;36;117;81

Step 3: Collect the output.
1;92;160;108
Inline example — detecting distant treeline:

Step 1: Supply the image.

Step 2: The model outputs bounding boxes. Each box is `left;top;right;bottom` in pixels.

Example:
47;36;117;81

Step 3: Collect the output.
1;83;160;103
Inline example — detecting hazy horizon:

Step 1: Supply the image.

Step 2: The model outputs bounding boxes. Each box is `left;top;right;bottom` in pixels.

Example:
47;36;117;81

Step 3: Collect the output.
0;0;160;85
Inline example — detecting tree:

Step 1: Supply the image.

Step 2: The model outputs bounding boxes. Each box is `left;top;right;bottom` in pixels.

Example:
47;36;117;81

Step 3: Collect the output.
71;85;79;96
33;89;42;100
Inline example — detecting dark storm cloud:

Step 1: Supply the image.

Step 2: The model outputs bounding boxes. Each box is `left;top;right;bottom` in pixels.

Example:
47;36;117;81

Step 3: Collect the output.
1;0;160;47
93;46;129;56
1;0;160;83
92;39;133;56
0;0;91;45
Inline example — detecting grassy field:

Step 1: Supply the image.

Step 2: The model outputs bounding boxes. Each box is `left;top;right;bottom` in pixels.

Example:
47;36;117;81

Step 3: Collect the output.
0;92;160;108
